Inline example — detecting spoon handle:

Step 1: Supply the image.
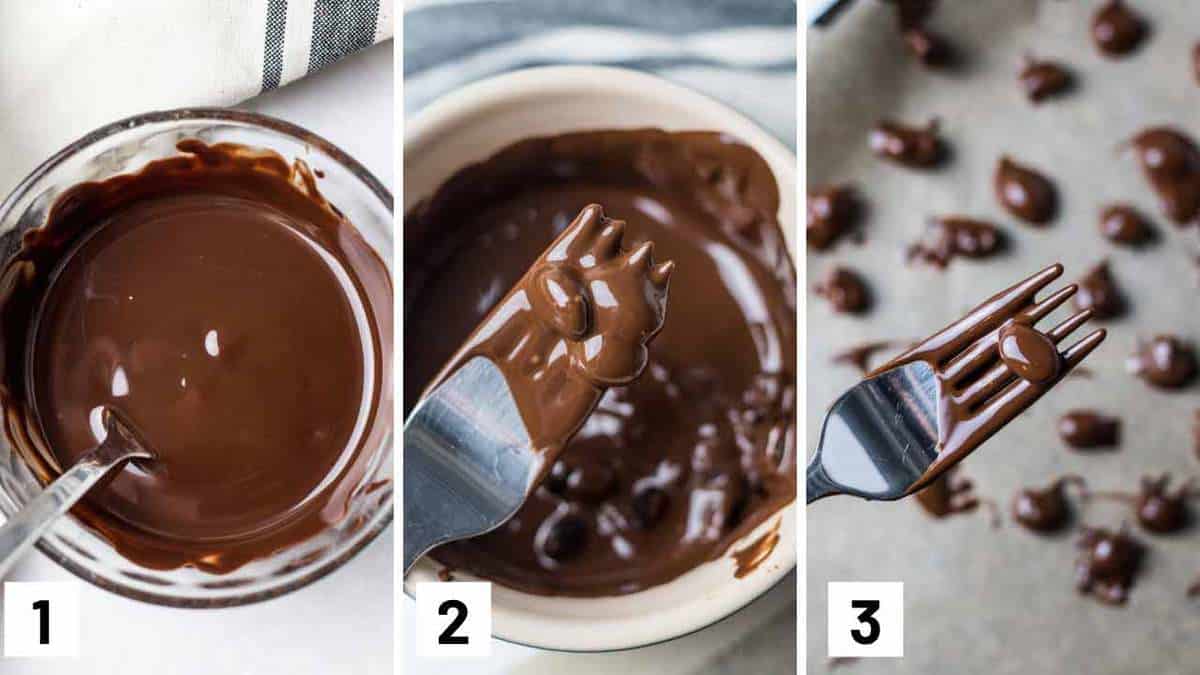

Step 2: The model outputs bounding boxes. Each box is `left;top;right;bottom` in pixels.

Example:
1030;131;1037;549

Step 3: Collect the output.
0;435;139;580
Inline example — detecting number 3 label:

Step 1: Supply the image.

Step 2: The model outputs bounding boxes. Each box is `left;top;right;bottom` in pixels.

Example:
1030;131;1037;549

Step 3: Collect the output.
827;582;903;658
3;582;80;658
415;581;490;658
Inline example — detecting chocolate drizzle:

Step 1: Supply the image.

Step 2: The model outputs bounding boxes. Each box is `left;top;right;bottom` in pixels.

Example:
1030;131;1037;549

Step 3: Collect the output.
1075;260;1126;320
0;141;392;572
1127;335;1198;389
914;468;979;518
871;264;1104;493
1058;410;1121;449
869;118;945;168
831;340;905;374
1091;0;1147;57
405;129;796;596
814;266;871;314
808;184;861;250
1128;128;1200;226
905;216;1003;268
1018;56;1073;103
994;156;1058;224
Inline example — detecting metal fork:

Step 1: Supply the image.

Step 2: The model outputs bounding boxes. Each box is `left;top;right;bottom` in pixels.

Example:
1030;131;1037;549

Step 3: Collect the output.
807;264;1106;503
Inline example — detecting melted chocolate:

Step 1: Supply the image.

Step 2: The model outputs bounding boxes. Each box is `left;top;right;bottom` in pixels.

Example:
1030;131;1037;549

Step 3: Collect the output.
1058;410;1121;449
731;518;781;578
998;323;1061;385
424;204;672;468
807;184;860;250
1075;260;1126;320
1075;525;1143;605
0;141;392;572
831;340;905;374
869;119;945;168
871;264;1104;493
1194;410;1200;461
884;0;954;68
1092;0;1147;57
405;129;796;596
914;467;979;518
995;156;1057;225
1127;335;1198;389
814;266;871;314
1129;128;1200;226
1135;474;1192;534
1012;476;1084;533
1099;204;1154;245
905;216;1004;268
1018;56;1073;103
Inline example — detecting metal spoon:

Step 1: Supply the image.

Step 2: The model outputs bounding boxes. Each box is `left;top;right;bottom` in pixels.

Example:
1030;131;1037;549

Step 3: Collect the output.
0;408;153;578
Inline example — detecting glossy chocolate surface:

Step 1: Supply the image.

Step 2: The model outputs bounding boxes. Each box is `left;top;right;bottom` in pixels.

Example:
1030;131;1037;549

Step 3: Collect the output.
1129;127;1200;226
1092;0;1147;57
814;266;871;314
0;141;391;572
1012;476;1083;533
1127;335;1197;389
1099;204;1154;245
905;216;1003;268
1058;410;1121;449
1075;260;1126;320
1018;56;1073;103
995;156;1058;225
1075;525;1143;604
807;184;860;250
405;129;796;596
869;119;945;168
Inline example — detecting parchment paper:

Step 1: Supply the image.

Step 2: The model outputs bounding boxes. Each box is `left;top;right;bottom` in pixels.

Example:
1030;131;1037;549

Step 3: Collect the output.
808;1;1200;672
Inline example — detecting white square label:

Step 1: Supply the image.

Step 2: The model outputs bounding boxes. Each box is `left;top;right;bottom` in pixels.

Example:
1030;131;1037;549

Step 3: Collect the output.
4;582;80;658
827;581;903;658
414;581;491;658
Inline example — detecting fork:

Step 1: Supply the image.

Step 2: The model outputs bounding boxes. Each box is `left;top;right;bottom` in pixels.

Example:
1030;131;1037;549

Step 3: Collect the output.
807;264;1106;503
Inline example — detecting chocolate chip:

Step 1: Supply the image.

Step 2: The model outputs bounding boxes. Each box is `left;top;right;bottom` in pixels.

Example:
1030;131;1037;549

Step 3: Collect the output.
631;486;669;529
539;513;588;561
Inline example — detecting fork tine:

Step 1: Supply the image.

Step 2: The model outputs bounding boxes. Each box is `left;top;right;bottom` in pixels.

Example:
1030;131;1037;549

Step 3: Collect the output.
1020;284;1078;325
1047;308;1093;341
1060;328;1107;368
943;334;999;385
958;312;1101;410
885;264;1064;369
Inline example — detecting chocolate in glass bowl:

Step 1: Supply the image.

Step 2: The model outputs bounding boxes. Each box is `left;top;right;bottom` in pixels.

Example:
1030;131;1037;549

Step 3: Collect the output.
405;129;796;596
0;139;391;573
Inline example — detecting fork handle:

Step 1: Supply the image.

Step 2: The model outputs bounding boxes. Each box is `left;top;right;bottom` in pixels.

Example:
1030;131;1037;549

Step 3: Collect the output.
806;459;841;504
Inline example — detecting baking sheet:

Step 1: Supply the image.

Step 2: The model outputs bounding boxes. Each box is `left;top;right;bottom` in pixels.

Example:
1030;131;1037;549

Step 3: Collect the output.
807;1;1200;672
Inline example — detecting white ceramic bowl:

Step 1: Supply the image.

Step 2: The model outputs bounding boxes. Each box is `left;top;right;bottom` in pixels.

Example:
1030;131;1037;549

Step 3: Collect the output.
404;65;797;652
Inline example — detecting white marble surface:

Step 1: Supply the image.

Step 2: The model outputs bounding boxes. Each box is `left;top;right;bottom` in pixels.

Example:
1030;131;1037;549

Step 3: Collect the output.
1;42;394;675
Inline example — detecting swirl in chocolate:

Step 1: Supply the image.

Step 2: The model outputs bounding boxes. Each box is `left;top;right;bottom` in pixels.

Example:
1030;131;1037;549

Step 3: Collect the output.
1127;335;1197;389
994;156;1057;225
405;129;796;596
0;141;392;572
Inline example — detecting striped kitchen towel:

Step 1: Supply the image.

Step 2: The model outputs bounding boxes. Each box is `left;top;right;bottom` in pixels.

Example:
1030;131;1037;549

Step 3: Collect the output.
404;0;797;149
0;0;393;196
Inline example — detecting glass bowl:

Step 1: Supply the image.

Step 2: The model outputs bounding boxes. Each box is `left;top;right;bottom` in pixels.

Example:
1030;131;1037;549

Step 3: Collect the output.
0;108;393;607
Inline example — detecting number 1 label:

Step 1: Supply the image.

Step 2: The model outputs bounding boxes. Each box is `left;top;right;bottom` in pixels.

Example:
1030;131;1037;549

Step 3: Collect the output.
3;582;80;658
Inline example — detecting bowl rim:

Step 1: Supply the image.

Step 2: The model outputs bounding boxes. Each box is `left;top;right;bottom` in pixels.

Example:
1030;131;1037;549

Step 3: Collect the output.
403;64;798;651
0;107;395;608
